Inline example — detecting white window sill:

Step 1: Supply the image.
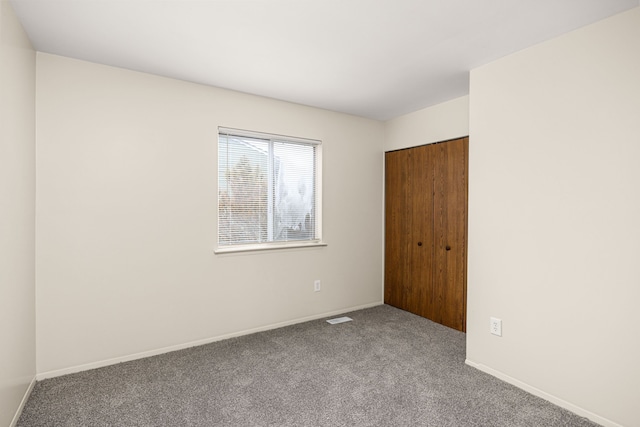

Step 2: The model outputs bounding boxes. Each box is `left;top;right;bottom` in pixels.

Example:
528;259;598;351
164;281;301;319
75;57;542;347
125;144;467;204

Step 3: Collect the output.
214;241;327;254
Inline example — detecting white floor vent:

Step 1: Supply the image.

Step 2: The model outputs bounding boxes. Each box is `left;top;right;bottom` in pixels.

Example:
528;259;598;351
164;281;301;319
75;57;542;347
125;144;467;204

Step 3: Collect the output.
326;316;353;325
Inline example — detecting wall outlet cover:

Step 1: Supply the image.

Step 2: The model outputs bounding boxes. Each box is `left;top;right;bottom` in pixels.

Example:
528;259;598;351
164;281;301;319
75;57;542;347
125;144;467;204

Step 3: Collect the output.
490;317;502;336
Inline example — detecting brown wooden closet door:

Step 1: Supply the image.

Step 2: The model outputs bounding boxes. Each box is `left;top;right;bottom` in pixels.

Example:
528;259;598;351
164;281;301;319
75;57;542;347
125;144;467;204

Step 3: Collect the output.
433;137;468;331
384;145;436;319
406;145;435;318
384;137;468;332
384;149;411;309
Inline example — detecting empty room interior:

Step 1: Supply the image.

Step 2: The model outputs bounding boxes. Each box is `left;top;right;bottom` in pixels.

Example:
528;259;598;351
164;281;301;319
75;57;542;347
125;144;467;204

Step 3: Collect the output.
2;0;639;426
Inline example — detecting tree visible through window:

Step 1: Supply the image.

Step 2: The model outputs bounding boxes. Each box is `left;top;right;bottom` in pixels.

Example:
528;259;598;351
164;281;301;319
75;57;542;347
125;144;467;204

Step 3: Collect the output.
218;128;321;250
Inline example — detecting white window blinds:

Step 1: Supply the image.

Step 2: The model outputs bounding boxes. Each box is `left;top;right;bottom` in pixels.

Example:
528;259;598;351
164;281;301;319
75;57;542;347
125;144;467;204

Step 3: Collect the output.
218;127;322;251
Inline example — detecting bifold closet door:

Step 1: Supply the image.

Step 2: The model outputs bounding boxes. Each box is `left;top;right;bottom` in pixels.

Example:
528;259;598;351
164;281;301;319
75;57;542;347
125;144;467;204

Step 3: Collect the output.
384;145;435;318
432;137;468;331
384;137;468;332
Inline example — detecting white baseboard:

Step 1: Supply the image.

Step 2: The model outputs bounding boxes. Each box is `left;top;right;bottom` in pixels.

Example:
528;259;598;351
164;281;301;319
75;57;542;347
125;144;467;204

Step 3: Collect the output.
10;376;36;427
465;359;623;427
37;302;382;380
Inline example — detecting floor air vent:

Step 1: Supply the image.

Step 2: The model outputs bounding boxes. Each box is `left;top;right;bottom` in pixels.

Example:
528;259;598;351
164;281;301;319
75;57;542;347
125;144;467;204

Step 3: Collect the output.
326;316;353;325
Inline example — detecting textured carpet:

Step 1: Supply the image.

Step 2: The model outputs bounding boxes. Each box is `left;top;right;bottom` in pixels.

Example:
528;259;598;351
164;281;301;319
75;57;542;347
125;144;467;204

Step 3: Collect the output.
18;305;599;426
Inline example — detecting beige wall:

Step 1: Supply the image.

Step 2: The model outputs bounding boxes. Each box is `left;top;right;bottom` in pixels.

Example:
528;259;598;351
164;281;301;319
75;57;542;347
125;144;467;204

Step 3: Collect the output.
0;0;36;425
467;7;640;427
384;96;469;151
35;53;384;376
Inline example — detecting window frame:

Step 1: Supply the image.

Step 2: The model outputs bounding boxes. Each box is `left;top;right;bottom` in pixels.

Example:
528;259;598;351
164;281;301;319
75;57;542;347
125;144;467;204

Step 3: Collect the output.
215;127;325;254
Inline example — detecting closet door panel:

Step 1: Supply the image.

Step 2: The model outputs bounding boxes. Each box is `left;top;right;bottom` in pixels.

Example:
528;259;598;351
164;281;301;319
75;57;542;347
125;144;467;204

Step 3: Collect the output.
433;137;468;331
407;145;435;319
384;146;435;316
384;149;412;309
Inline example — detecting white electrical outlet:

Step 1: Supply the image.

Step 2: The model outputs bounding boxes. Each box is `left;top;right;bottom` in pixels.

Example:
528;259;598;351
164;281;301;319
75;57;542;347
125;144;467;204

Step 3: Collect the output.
314;280;321;292
490;317;502;336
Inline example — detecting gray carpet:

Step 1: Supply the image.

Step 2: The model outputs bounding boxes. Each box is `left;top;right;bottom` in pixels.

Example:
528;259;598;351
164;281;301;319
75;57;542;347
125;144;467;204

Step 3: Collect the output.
18;305;599;426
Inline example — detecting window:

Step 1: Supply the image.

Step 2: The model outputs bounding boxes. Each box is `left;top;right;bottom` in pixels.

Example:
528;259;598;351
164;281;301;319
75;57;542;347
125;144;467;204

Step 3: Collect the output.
217;127;323;252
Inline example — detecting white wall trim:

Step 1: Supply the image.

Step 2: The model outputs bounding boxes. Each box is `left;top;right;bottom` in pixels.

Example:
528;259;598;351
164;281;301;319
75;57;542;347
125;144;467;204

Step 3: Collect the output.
10;376;36;427
465;359;623;427
37;302;382;380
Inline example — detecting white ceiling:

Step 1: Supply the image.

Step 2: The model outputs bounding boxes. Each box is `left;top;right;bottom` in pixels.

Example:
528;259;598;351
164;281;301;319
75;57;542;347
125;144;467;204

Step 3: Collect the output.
10;0;639;120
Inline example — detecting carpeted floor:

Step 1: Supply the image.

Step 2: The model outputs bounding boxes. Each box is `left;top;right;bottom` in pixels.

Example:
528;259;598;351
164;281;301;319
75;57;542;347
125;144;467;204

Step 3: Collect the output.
18;305;600;426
